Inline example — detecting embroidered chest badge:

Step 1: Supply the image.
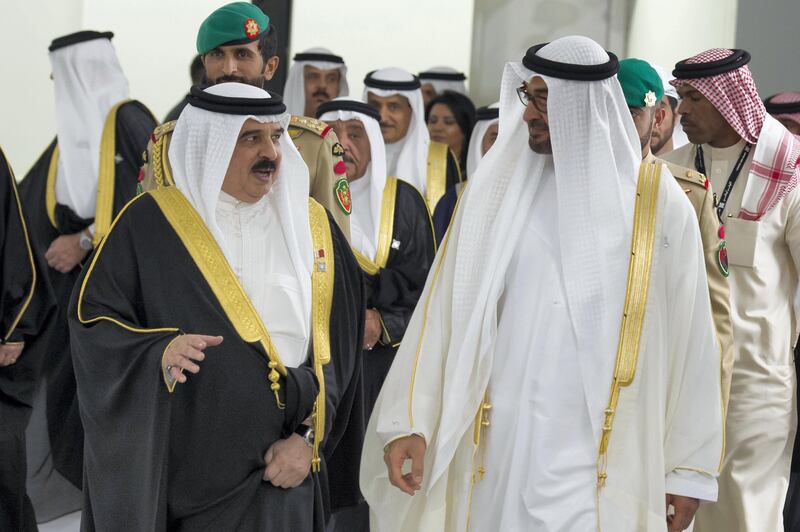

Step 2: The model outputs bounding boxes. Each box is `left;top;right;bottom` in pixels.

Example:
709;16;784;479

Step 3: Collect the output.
315;249;327;272
717;241;730;277
334;177;352;215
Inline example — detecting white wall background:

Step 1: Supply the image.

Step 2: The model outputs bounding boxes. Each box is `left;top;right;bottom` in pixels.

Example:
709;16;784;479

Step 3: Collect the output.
627;0;738;73
289;0;475;101
0;0;231;177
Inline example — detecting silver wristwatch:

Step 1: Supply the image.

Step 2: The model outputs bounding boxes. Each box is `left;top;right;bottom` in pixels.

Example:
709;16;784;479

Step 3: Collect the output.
294;424;315;447
79;230;93;251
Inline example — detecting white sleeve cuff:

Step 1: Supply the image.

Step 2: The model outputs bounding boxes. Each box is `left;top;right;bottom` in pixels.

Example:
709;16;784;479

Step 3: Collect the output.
666;469;718;502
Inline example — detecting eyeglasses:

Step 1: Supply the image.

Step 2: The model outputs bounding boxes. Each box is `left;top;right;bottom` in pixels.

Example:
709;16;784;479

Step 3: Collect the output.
516;85;548;113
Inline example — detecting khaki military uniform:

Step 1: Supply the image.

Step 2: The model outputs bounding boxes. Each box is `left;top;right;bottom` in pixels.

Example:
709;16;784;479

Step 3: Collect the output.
140;116;352;242
648;152;734;411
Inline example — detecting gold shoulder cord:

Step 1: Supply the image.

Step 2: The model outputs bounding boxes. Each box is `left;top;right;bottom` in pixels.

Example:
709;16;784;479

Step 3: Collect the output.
2;148;37;342
149;187;288;408
595;163;660;526
353;177;398;275
151;122;177;189
93;99;132;246
425;142;448;212
307;199;335;472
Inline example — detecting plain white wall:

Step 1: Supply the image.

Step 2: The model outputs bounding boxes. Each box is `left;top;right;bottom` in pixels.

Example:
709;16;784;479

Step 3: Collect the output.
289;0;475;101
627;0;738;72
0;0;231;177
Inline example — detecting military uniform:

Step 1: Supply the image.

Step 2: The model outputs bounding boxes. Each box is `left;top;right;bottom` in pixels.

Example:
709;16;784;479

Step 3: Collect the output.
649;152;734;411
140;116;351;241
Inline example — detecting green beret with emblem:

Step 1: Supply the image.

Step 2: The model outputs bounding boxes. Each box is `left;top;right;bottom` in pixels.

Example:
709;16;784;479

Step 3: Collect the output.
618;58;664;109
197;2;269;54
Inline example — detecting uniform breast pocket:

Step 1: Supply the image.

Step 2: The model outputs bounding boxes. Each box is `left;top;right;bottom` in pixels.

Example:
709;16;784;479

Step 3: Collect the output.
725;217;760;268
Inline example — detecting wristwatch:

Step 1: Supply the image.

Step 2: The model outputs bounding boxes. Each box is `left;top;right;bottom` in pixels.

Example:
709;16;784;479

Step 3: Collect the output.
293;424;315;447
79;229;93;251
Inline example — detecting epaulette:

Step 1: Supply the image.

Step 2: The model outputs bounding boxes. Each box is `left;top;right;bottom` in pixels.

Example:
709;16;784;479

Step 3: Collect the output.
289;115;333;139
153;120;176;140
658;158;709;190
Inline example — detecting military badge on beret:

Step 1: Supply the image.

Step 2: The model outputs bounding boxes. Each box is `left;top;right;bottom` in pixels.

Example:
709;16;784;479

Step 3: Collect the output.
644;90;657;107
244;18;260;40
335;177;352;215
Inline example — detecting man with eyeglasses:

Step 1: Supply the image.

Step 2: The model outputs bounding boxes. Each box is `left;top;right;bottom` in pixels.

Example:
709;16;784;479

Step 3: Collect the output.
361;36;722;532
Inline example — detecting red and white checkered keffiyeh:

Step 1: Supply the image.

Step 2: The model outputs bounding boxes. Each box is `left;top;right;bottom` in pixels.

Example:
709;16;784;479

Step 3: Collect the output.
670;48;764;144
766;92;800;128
672;49;798;220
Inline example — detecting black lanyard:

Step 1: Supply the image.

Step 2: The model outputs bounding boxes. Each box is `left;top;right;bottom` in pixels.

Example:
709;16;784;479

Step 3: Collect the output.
694;143;752;221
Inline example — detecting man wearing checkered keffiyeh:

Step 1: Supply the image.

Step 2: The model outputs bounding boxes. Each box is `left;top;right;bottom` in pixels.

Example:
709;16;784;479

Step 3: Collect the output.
664;48;800;532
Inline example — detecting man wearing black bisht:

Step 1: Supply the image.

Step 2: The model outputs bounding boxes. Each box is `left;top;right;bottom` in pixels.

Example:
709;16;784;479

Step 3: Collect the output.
16;30;158;517
317;98;436;531
0;149;55;531
70;82;363;531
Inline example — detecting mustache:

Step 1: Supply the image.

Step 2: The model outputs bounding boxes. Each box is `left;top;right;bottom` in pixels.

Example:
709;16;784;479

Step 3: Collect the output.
527;119;548;130
342;154;356;165
312;89;330;99
214;75;264;88
251;159;277;172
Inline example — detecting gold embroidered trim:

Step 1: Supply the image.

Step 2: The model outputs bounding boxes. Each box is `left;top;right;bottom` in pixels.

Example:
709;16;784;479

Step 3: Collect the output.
308;198;335;472
149;186;288;407
161;334;183;393
596;162;660;490
352;177;398;275
45;145;59;229
94;100;131;246
2;148;37;342
465;394;492;531
76;194;180;339
426;142;448;212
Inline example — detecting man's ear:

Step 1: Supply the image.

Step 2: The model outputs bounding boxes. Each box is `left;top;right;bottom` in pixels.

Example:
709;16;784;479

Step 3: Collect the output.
653;105;667;130
264;56;280;81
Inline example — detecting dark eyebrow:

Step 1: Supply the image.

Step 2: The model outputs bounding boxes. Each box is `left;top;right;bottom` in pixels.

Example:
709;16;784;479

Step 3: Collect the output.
239;128;263;139
273;127;284;136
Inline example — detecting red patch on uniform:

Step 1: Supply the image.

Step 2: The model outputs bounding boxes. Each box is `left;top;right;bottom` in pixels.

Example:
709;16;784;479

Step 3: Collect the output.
718;225;725;239
334;161;347;175
318;249;325;259
244;18;260;39
150;133;157;143
321;126;332;138
704;178;710;189
137;168;145;182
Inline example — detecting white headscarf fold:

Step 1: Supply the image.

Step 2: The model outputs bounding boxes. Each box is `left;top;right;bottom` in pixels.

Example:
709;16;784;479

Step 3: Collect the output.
363;68;429;194
168;83;312;367
318;97;386;259
419;66;468;95
50;37;130;219
283;47;349;117
465;102;499;178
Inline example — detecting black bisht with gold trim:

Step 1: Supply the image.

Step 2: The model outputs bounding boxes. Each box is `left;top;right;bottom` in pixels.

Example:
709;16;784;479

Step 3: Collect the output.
68;181;364;530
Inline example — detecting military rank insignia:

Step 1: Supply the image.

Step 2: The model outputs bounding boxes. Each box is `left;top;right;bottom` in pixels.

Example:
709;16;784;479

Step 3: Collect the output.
717;241;729;277
244;18;260;39
335;177;352;215
332;142;345;157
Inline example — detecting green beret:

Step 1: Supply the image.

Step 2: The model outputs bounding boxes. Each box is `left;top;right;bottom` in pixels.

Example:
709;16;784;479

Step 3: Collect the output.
197;2;270;54
618;58;664;109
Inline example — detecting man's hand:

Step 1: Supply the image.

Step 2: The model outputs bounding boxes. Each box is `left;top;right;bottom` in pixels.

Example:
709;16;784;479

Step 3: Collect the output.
363;308;382;350
666;493;700;531
0;343;24;367
384;434;426;495
163;334;223;384
45;232;89;273
263;434;313;489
